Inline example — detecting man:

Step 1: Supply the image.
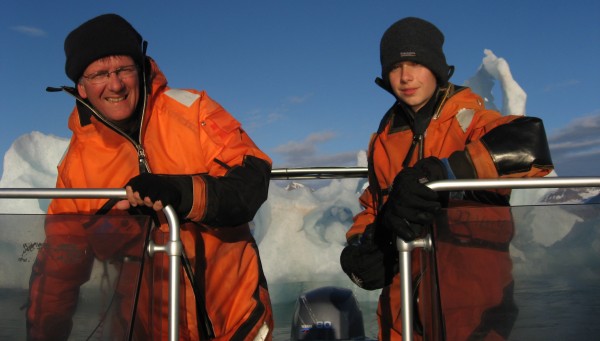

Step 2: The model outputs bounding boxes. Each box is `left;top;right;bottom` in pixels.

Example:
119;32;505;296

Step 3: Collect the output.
340;17;553;340
26;14;273;340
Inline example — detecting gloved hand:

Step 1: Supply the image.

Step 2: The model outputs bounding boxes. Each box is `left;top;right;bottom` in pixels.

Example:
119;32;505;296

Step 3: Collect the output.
382;157;447;241
125;173;193;217
340;226;398;290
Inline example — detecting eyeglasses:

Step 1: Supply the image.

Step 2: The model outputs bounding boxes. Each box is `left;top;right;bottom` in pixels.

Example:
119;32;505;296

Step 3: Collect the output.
81;65;138;85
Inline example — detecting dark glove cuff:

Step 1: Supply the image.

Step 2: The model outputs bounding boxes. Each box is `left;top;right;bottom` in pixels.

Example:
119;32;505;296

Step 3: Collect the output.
448;150;477;179
413;157;448;182
169;176;193;218
347;234;362;246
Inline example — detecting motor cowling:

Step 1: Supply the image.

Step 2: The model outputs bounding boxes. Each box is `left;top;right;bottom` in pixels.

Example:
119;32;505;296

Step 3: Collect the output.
290;286;366;340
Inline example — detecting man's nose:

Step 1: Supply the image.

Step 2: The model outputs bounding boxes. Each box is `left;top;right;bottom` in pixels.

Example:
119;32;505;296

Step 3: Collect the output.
106;72;126;89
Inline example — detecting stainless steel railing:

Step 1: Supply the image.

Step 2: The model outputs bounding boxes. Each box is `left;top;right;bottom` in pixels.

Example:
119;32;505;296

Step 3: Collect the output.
270;167;368;180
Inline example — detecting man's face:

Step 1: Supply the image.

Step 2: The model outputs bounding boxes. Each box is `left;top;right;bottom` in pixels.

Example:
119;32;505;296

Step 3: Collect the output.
388;61;437;112
77;55;139;124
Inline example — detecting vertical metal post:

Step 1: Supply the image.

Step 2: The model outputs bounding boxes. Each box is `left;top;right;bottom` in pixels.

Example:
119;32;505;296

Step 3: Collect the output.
147;205;182;341
397;235;432;341
162;205;182;341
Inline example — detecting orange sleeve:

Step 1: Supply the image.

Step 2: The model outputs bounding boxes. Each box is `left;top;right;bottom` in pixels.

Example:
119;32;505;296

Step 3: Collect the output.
346;186;378;241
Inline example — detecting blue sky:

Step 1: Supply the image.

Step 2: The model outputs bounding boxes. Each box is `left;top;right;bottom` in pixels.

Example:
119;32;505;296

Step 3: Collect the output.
1;0;599;176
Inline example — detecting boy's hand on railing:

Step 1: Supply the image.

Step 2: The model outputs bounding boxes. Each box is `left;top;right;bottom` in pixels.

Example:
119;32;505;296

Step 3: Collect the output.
383;159;445;241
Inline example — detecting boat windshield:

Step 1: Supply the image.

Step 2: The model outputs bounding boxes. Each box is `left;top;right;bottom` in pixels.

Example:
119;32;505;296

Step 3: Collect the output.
1;201;598;340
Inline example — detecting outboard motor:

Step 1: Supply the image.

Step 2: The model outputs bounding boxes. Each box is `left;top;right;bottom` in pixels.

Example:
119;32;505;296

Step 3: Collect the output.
290;286;365;340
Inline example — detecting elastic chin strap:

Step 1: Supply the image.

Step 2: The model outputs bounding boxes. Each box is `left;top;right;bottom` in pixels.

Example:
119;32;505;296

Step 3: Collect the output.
141;40;149;90
375;77;394;96
141;40;148;66
446;65;455;84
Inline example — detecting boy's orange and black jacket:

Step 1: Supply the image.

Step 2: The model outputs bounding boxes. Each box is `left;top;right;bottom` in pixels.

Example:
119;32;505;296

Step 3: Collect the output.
346;84;553;340
27;58;273;340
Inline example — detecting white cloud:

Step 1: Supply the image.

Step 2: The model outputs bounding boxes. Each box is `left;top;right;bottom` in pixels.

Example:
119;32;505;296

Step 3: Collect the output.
273;131;357;167
287;93;313;104
543;79;581;93
548;112;600;176
549;112;600;142
10;25;46;37
240;94;310;131
550;138;600;151
273;131;334;157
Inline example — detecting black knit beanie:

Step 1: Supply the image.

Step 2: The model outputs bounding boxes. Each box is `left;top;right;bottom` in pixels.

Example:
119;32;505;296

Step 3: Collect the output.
64;14;143;83
380;17;451;85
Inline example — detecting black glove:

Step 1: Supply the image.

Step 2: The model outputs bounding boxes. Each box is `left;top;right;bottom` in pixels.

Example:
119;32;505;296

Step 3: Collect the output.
340;226;398;290
382;157;447;241
413;156;448;182
126;173;193;217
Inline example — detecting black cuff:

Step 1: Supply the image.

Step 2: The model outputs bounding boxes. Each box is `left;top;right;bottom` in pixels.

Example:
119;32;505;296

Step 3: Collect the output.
448;150;477;179
169;176;193;218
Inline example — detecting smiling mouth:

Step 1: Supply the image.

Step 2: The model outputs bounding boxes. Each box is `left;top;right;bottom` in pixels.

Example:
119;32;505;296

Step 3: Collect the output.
106;95;127;103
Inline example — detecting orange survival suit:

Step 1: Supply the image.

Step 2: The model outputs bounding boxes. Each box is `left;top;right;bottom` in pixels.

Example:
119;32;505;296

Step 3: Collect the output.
346;84;553;340
26;58;273;340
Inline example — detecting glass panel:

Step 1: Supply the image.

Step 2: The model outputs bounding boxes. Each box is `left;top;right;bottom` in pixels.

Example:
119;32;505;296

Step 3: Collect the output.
0;214;152;340
5;203;594;340
230;200;600;340
428;204;600;340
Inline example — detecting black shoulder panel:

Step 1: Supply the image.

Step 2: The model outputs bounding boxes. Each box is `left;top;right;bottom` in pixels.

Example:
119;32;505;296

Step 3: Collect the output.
480;117;553;176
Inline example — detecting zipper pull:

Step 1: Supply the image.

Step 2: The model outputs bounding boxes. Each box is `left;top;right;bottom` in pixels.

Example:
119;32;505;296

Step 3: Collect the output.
137;146;150;173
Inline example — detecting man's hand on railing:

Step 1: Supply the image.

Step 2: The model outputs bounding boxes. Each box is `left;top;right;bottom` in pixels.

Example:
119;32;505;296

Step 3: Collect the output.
116;173;192;217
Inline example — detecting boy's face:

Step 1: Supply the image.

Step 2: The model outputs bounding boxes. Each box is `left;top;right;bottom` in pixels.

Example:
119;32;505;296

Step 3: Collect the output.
77;55;140;125
388;61;437;112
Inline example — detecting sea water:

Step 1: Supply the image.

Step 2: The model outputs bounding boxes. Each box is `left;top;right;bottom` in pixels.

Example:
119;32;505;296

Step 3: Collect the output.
3;278;598;340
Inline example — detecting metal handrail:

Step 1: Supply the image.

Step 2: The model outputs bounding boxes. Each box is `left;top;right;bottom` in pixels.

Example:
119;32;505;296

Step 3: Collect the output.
270;166;368;180
0;188;128;199
2;175;600;341
426;177;600;191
